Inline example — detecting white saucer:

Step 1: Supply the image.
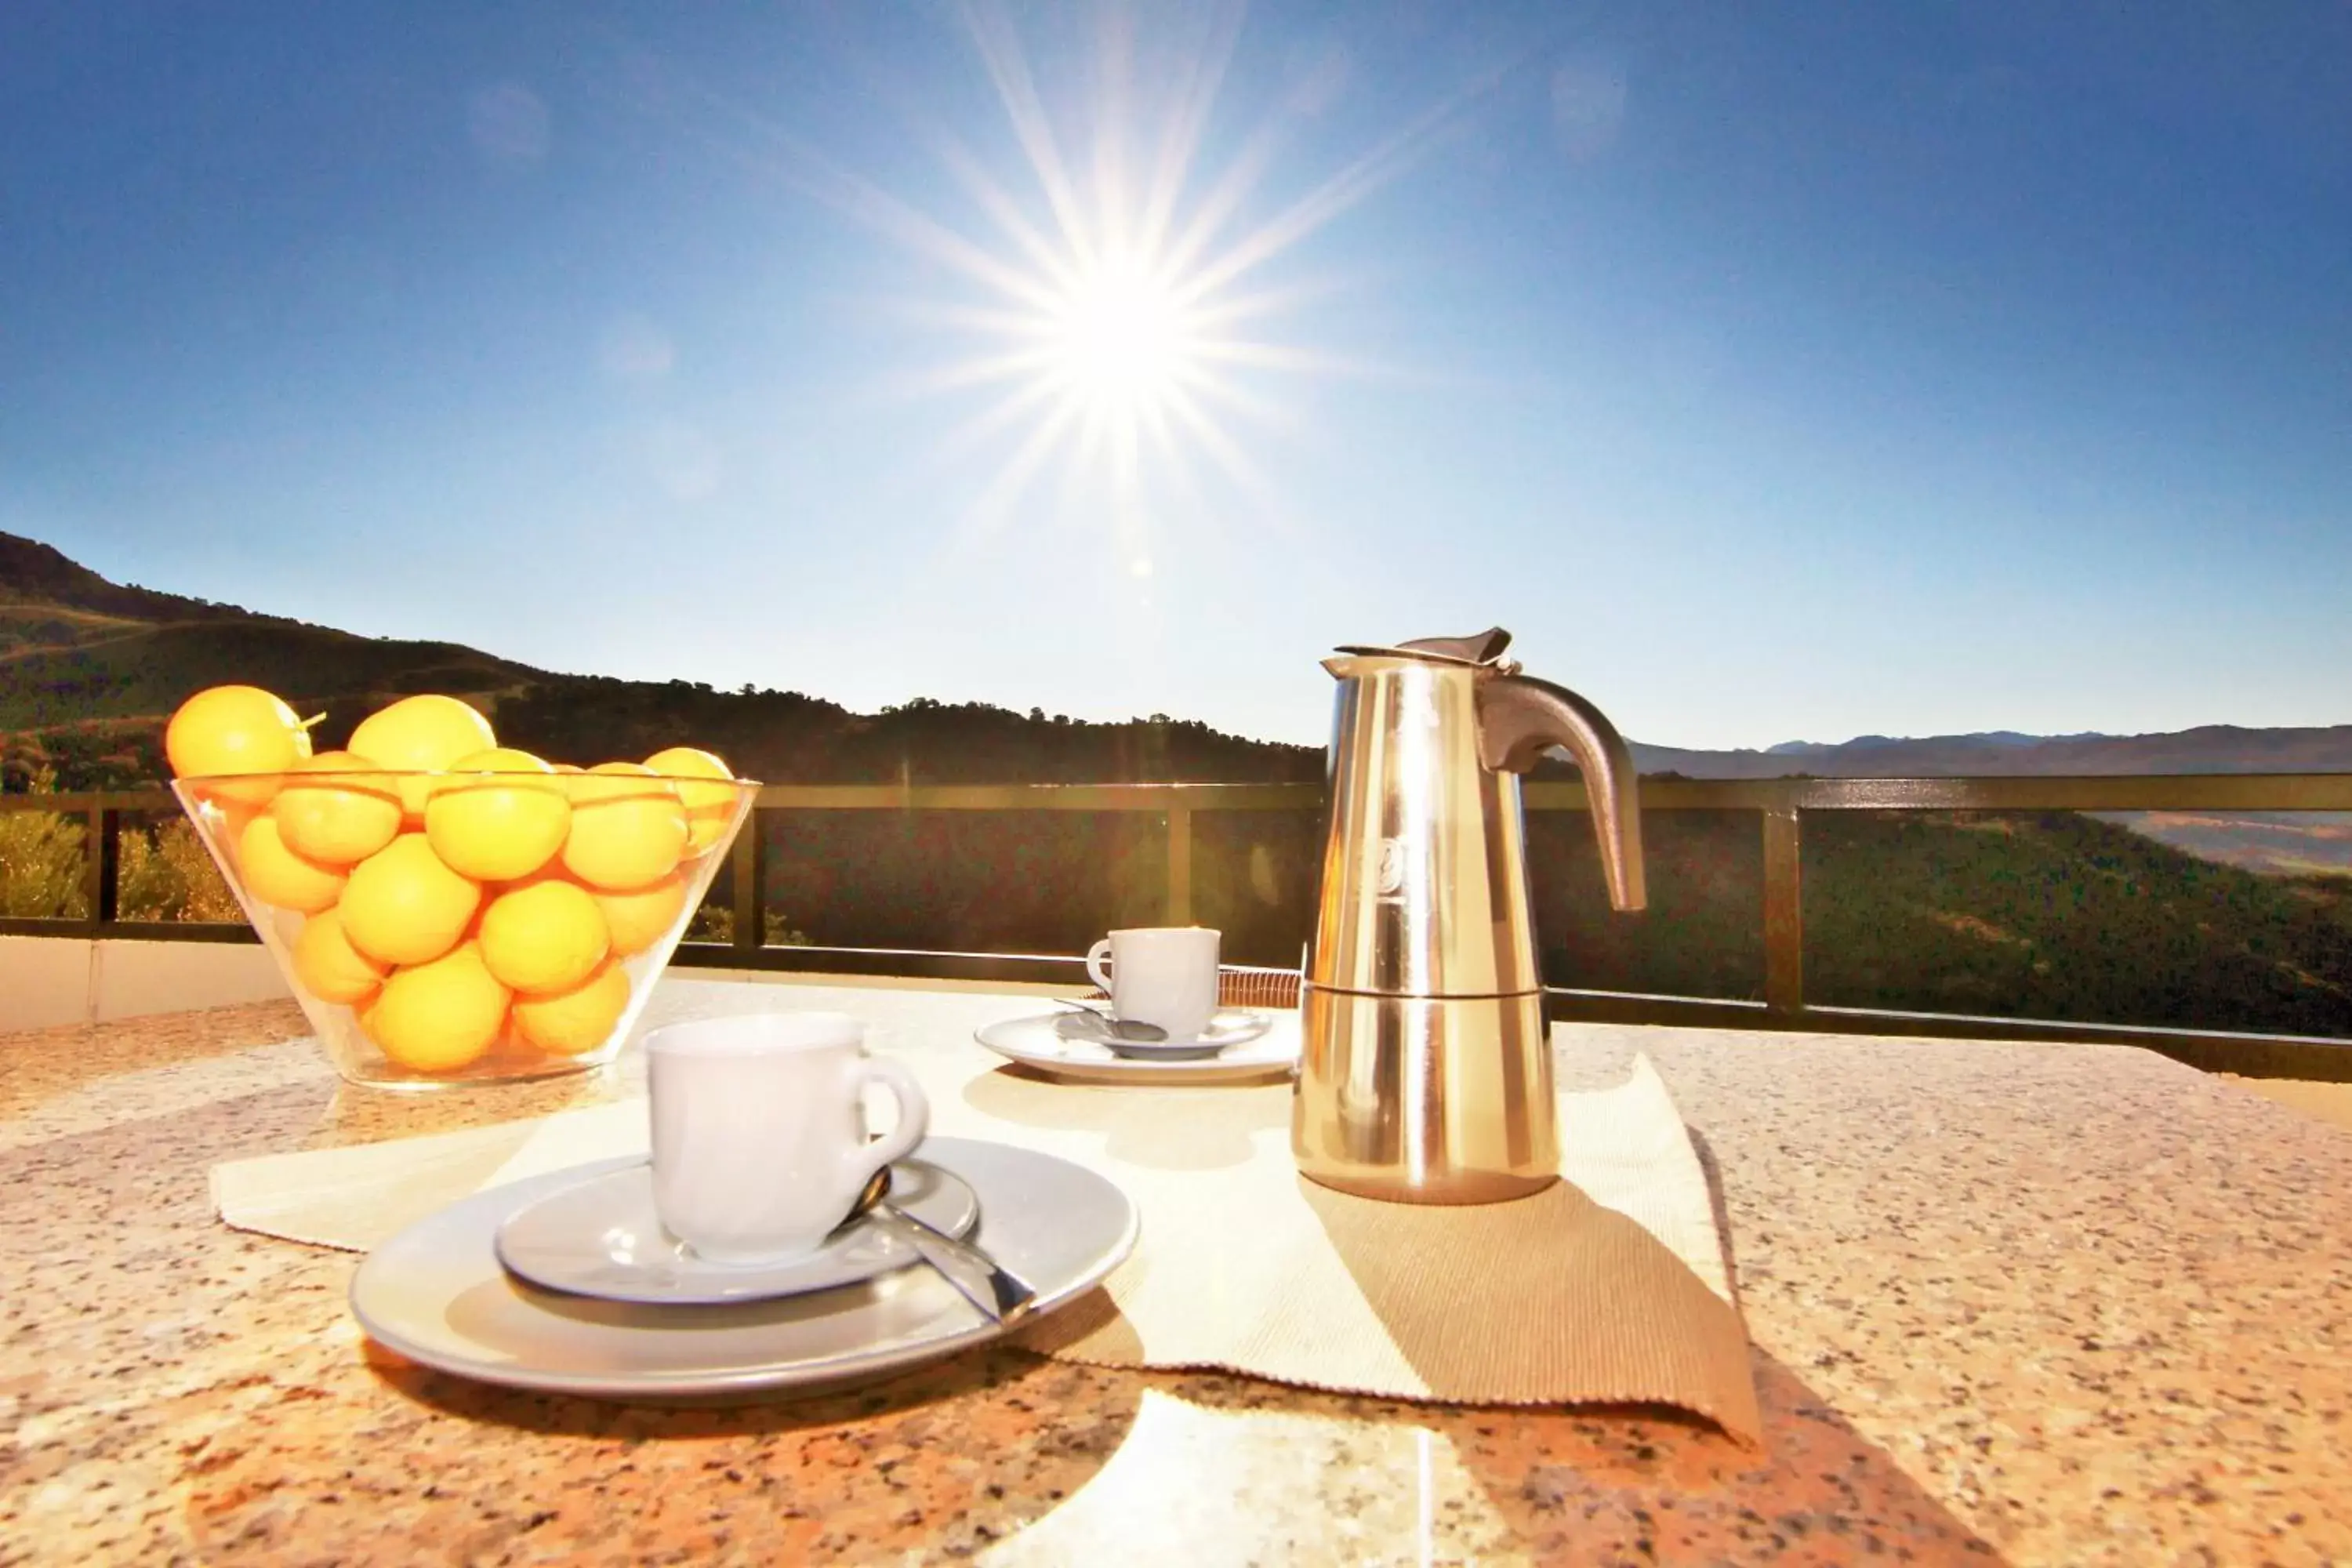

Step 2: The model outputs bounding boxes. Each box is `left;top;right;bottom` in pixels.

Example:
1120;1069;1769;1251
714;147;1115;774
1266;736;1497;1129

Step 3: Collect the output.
977;1009;1300;1086
350;1138;1137;1403
1055;1007;1276;1061
493;1159;981;1306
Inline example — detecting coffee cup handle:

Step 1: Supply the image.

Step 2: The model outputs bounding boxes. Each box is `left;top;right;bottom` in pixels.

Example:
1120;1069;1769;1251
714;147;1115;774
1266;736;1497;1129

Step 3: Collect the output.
1085;938;1113;995
848;1057;930;1185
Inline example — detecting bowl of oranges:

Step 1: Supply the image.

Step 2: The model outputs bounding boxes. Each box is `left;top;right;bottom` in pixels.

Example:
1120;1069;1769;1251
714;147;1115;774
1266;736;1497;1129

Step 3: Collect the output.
166;685;759;1091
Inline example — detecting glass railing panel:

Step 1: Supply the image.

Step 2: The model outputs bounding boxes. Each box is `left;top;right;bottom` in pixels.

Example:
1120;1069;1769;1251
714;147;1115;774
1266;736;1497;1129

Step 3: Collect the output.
1803;809;2352;1040
1526;808;1766;1001
1189;808;1323;968
111;807;241;924
740;810;1170;955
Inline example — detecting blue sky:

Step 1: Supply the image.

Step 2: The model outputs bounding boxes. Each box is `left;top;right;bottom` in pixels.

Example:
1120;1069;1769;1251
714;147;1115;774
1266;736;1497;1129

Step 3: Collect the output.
4;1;2347;750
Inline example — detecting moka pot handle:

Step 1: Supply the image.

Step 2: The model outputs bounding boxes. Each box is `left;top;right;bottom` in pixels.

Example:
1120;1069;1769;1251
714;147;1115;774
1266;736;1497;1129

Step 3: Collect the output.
1475;673;1649;913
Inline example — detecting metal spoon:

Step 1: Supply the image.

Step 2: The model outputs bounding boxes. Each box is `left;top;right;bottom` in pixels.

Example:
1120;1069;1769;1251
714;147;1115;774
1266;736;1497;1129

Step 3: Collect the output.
846;1167;1036;1325
1051;997;1169;1043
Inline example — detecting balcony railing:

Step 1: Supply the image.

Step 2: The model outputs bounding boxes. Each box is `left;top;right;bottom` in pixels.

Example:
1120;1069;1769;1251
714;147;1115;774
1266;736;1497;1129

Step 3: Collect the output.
7;775;2352;1079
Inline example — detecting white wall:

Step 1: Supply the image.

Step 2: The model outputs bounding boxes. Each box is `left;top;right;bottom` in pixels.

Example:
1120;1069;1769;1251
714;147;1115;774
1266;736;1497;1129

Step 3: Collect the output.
0;935;96;1032
1;935;289;1033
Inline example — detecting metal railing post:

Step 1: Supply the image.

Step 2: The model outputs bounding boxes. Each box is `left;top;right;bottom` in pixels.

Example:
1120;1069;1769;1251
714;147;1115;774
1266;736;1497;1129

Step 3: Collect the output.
82;805;122;929
1762;799;1804;1018
1166;805;1192;924
730;807;766;953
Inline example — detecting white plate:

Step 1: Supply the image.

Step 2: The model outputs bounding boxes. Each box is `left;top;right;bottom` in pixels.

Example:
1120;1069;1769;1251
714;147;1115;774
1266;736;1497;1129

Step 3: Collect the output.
492;1159;981;1306
976;1010;1300;1085
350;1138;1136;1402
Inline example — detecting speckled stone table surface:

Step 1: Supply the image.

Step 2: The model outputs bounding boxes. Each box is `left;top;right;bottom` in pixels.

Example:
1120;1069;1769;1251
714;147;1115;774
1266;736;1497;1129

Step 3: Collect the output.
5;975;2351;1566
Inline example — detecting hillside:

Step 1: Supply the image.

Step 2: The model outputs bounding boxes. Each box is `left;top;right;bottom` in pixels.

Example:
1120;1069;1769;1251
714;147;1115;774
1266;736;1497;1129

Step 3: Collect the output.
1632;725;2352;877
0;531;284;644
3;532;2347;1042
731;796;2352;1040
0;532;1319;791
1530;807;2352;1039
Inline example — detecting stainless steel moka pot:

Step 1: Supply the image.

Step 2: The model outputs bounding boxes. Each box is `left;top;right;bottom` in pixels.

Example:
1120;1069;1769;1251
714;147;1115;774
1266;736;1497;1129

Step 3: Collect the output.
1294;627;1647;1205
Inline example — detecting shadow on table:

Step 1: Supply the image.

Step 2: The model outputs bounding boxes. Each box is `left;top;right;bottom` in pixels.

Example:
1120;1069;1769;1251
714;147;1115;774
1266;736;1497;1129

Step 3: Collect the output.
1687;1124;1745;1316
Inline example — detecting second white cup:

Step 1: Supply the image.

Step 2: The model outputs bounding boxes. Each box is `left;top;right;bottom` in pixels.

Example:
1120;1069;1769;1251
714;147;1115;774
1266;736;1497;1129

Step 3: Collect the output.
642;1011;928;1265
1084;926;1221;1043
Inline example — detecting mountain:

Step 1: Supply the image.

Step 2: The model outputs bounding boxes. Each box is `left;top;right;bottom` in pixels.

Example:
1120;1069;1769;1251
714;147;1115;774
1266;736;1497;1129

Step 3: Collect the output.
1635;726;2352;779
0;532;1319;791
1764;730;2103;755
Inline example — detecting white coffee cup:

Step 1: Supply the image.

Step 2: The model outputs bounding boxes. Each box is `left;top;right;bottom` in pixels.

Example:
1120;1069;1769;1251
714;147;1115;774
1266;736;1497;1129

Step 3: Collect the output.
1084;926;1221;1043
641;1011;928;1265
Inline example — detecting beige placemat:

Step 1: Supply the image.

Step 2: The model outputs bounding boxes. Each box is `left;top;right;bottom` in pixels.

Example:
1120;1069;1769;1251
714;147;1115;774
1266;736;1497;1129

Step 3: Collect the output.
213;1043;1759;1443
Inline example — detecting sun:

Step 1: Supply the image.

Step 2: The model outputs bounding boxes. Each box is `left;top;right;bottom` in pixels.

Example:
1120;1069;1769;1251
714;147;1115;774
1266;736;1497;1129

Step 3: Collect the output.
698;2;1490;541
1046;249;1199;418
869;1;1483;539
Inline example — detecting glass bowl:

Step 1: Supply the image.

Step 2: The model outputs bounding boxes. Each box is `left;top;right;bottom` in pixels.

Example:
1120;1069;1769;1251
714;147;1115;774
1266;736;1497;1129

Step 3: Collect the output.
172;766;759;1091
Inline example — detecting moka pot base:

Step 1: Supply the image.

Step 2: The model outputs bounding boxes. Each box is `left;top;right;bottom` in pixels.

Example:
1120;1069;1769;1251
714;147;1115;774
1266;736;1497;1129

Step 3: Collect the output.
1292;984;1562;1206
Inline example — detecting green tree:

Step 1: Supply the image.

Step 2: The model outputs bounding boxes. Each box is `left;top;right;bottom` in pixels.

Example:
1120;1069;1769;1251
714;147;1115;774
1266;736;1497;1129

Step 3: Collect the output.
117;818;244;922
0;767;89;919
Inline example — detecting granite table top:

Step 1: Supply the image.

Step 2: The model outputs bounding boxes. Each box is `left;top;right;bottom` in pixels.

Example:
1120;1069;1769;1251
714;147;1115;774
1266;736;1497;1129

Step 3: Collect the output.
5;974;2350;1566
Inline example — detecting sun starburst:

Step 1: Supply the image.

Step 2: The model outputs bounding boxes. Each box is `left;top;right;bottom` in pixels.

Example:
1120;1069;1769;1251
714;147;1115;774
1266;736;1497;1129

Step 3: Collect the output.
606;2;1502;554
874;1;1487;545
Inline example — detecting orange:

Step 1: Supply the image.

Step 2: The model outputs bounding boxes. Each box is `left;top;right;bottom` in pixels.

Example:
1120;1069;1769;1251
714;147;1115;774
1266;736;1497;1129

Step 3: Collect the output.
337;833;481;967
644;746;742;855
477;1021;547;1068
424;748;570;880
290;906;388;1006
510;957;632;1056
477;875;609;993
594;870;691;957
235;814;347;913
559;762;688;891
272;752;402;866
165;685;317;808
347;695;497;817
364;941;510;1073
